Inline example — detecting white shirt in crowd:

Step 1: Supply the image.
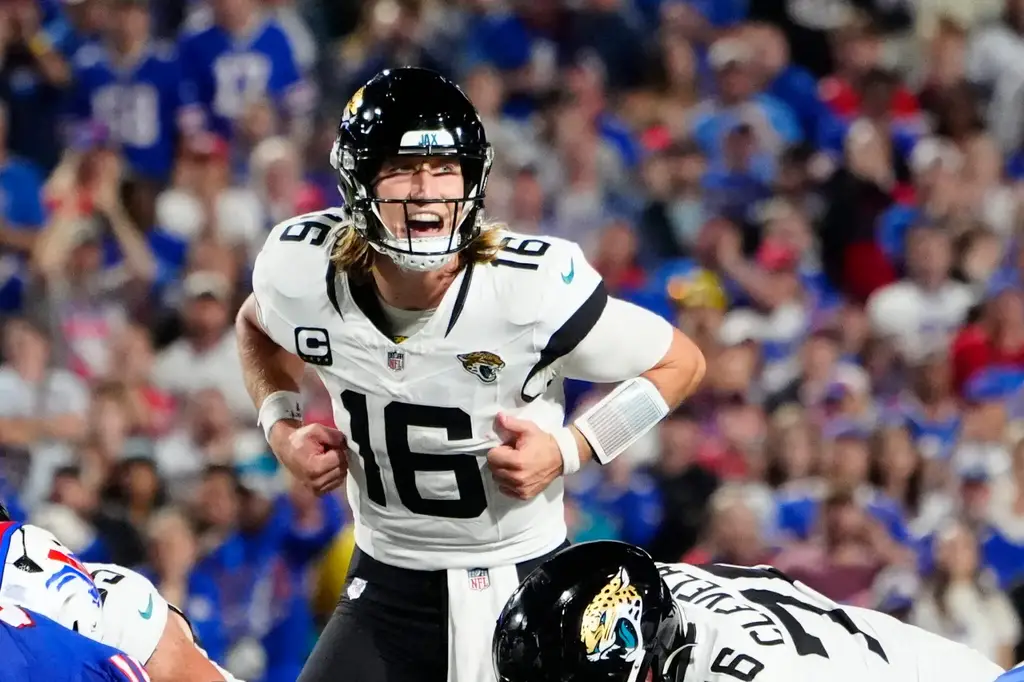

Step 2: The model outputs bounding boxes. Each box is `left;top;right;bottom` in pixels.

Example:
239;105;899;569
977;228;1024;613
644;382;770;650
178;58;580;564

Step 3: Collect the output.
151;331;256;422
866;279;976;363
910;581;1020;664
0;366;89;506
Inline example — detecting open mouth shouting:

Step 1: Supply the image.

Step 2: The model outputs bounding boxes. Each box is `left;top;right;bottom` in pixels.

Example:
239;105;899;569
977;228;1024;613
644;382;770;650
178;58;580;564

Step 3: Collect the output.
406;211;448;237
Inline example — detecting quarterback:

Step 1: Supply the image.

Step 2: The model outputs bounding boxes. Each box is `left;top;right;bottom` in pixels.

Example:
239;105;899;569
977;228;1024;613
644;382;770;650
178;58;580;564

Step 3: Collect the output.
493;541;1005;682
235;67;705;682
0;505;231;682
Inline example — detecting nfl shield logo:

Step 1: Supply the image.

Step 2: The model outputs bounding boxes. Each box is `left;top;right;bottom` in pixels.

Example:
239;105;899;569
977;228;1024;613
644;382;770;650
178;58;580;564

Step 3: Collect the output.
387;350;405;372
468;568;490;591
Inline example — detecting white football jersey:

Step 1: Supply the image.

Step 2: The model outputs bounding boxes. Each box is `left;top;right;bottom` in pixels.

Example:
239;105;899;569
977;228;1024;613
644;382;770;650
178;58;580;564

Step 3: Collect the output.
86;563;169;665
253;211;608;569
659;563;1004;682
87;563;241;682
0;522;103;641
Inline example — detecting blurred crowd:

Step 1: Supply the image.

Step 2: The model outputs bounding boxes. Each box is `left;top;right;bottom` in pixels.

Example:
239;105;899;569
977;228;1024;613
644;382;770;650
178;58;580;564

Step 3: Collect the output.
2;0;1024;678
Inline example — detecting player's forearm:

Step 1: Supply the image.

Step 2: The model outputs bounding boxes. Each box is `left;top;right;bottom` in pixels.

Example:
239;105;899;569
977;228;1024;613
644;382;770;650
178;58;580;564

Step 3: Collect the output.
571;328;705;467
235;300;305;409
27;36;71;87
556;297;704;468
105;205;156;282
31;214;80;277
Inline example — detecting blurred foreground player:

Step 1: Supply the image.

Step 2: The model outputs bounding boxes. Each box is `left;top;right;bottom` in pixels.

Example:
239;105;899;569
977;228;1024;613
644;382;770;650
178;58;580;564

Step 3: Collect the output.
0;502;232;682
493;541;1004;682
0;601;150;682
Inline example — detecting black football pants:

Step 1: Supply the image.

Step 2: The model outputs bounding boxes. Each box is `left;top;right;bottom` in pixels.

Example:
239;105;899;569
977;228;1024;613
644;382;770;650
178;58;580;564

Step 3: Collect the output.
297;544;567;682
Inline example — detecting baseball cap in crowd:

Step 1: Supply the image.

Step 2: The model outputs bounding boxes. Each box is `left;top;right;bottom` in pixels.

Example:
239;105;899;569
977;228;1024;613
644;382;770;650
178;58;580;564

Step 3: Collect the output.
708;38;752;70
718;309;764;347
68;121;112;152
954;442;998;483
667;268;727;311
182;270;231;303
184;132;230;162
756;239;800;272
822;418;872;442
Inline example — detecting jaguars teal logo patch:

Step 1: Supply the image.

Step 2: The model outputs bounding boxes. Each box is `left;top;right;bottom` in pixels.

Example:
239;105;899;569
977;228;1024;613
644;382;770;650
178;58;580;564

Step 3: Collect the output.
457;351;505;384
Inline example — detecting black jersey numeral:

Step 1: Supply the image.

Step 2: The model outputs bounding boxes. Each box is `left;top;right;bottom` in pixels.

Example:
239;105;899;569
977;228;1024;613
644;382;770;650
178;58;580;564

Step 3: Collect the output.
700;565;888;662
278;212;344;246
492;237;550;270
341;391;487;519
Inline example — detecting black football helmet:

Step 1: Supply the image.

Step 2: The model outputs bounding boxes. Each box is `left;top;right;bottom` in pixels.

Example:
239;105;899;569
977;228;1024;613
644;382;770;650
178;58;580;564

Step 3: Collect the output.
493;541;690;682
331;67;494;272
0;500;9;521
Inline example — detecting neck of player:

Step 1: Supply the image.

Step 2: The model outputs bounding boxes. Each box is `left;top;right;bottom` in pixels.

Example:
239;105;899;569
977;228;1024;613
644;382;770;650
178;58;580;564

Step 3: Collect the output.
372;254;460;311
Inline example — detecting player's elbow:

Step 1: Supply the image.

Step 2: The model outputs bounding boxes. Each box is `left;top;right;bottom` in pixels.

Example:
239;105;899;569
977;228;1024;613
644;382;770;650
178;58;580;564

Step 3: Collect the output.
645;328;705;408
235;294;262;337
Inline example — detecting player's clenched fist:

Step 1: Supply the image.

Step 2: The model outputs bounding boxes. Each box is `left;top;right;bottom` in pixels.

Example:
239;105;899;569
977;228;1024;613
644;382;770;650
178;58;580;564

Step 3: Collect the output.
269;421;348;494
487;413;564;500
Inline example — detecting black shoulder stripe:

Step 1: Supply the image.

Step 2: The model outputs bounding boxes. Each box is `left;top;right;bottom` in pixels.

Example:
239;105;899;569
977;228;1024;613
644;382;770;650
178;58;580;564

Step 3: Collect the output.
445;263;474;337
520;282;608;403
325;260;343;317
349;273;394;338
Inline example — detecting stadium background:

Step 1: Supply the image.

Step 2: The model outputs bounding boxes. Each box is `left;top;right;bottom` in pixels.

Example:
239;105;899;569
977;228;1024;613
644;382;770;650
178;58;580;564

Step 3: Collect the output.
2;0;1024;678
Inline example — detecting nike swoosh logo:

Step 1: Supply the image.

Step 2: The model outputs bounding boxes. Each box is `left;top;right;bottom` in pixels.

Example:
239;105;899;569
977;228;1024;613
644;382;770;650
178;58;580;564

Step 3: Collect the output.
561;259;575;284
139;595;153;620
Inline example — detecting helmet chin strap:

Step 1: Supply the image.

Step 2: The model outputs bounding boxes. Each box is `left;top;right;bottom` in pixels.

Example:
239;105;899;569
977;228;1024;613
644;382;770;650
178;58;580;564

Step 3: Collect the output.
369;237;458;272
367;192;476;272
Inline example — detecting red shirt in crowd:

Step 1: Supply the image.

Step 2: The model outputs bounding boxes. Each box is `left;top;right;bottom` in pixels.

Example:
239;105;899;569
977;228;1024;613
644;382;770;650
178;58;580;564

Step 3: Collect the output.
950;324;1024;393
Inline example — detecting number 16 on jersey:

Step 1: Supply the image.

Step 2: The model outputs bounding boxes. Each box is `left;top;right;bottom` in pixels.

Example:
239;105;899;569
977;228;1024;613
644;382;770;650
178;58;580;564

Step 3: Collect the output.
340;390;488;519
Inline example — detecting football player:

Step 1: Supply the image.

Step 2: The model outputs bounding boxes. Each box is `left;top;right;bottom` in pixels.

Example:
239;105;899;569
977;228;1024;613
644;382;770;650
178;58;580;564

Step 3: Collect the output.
493;541;1006;682
0;601;151;682
236;67;706;682
0;504;232;682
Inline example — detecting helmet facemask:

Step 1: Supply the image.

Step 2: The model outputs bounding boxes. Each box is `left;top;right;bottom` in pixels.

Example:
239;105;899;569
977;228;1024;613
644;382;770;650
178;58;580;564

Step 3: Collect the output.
332;136;494;272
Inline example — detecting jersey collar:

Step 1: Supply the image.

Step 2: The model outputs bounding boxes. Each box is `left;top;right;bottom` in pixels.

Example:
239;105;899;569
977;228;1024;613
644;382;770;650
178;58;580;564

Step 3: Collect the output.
344;263;475;344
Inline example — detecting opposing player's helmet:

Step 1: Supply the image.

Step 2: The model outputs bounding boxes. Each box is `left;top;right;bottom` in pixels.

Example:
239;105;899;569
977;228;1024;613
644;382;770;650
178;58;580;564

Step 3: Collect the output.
331;67;494;272
0;524;103;641
493;541;688;682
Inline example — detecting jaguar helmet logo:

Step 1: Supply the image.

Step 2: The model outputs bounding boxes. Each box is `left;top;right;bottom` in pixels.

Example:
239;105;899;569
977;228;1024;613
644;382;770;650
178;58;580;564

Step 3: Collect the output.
343;86;365;121
580;567;645;664
457;351;505;384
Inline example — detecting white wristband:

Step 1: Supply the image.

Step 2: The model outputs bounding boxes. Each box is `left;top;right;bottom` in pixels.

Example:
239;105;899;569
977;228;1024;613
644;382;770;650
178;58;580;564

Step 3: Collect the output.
552;426;581;476
258;391;303;441
573;377;670;466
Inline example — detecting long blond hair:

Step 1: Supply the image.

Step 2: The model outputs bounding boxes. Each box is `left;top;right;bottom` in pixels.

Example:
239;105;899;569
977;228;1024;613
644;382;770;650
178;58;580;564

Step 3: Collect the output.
330;218;506;276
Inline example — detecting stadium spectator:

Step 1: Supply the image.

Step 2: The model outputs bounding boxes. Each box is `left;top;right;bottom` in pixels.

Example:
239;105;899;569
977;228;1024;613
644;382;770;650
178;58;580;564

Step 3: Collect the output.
151;270;252;420
910;521;1020;668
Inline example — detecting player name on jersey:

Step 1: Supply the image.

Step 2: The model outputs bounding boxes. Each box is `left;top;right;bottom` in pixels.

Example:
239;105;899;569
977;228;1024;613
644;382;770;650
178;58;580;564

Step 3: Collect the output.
661;564;789;649
659;563;888;664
